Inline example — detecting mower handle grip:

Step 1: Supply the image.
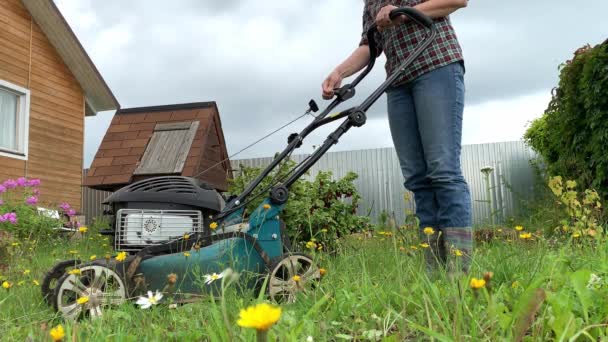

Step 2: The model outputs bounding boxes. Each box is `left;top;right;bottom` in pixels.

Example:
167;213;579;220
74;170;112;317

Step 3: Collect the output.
390;7;434;29
366;7;434;60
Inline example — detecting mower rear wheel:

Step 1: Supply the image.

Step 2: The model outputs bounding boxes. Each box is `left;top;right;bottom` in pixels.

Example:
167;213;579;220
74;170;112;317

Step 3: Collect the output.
267;253;320;304
41;259;81;305
53;265;127;320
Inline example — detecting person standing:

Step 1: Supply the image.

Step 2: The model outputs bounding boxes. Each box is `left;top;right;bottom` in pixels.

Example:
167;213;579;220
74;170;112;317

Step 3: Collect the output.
322;0;472;273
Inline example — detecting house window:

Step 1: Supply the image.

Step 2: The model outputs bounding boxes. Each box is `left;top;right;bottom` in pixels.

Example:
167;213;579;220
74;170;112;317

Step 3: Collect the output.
0;80;30;160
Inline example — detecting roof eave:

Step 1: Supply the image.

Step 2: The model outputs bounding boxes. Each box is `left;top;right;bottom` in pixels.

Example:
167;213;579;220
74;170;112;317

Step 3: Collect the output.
21;0;120;115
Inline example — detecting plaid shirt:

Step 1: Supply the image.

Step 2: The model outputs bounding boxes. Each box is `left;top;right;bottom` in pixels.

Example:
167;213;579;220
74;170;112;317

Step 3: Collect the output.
360;0;464;86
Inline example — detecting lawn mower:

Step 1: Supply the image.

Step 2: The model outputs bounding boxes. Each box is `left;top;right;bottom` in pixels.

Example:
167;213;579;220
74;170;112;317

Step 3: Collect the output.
42;7;436;320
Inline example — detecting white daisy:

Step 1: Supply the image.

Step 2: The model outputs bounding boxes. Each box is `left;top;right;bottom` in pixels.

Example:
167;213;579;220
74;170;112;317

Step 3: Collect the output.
204;269;233;285
136;290;163;309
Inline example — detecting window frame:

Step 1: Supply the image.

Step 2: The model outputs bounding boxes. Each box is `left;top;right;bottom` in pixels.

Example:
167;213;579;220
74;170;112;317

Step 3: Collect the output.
0;79;30;160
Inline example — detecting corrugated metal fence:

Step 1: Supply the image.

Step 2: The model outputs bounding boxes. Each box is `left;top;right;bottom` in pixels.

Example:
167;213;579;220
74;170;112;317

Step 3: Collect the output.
81;169;112;225
229;141;537;226
81;141;537;226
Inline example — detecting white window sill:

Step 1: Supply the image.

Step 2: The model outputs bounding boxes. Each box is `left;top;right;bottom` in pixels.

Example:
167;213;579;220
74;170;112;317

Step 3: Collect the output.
0;149;27;160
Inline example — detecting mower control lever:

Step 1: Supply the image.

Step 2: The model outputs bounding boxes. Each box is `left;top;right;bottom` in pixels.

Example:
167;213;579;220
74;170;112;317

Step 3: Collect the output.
333;84;356;101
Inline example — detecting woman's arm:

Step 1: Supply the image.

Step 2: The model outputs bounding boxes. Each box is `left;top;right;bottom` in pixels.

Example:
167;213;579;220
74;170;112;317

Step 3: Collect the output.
413;0;468;18
376;0;467;30
322;45;370;99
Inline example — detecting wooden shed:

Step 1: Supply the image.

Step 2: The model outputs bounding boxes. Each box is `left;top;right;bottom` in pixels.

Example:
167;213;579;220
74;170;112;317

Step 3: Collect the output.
84;102;233;192
0;0;119;209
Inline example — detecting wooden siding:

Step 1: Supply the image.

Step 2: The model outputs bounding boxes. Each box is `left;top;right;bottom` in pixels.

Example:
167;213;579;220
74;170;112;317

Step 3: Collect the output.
0;0;84;209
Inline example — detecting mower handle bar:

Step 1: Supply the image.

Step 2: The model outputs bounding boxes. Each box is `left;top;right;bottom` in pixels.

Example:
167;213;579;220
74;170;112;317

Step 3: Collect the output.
349;7;434;91
367;7;434;60
218;7;435;219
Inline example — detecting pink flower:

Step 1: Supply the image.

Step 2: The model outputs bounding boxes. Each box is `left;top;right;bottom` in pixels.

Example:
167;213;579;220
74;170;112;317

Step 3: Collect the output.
59;202;71;211
67;209;76;217
26;179;41;187
0;212;17;224
33;189;40;196
0;185;6;193
16;177;27;187
3;179;17;189
25;196;38;205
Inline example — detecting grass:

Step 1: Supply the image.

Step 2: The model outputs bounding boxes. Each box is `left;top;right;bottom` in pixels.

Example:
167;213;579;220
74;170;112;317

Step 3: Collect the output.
1;227;608;341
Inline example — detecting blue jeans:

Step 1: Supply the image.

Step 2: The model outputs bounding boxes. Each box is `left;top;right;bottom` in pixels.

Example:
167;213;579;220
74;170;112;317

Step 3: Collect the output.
387;62;473;270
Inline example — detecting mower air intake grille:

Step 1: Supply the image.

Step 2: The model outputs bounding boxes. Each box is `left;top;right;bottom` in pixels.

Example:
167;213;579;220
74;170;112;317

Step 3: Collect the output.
115;209;203;251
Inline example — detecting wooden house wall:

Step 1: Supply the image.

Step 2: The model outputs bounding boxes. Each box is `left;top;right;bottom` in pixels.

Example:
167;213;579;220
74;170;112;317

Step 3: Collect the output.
0;0;85;209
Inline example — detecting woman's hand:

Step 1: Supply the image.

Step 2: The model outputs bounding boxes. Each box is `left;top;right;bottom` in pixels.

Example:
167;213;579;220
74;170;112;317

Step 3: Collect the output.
322;69;344;100
375;5;406;31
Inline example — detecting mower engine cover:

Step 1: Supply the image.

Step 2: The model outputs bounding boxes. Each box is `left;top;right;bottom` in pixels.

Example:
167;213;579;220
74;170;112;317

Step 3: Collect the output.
102;176;225;251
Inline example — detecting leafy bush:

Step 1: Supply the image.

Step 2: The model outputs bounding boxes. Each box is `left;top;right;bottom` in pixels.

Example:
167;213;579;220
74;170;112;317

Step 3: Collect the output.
524;40;608;198
228;160;371;254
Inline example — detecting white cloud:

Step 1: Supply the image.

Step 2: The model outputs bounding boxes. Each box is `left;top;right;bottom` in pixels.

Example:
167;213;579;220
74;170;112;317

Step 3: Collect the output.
52;1;606;167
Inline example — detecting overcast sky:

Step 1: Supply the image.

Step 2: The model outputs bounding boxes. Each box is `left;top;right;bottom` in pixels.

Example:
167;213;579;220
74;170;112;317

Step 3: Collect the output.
53;0;607;168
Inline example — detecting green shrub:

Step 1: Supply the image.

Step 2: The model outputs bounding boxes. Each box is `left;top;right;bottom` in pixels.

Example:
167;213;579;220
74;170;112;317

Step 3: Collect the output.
524;40;608;198
228;160;371;254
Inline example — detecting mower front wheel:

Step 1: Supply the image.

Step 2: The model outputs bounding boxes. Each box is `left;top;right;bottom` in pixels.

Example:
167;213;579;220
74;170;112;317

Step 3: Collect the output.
267;253;320;303
53;265;127;320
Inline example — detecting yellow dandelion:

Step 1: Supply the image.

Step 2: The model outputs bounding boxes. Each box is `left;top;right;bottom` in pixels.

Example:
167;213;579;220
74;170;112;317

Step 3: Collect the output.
23;269;30;275
292;275;301;282
2;281;11;289
67;269;81;275
319;268;327;276
77;296;89;305
32;280;40;286
410;245;418;250
420;243;430;248
17;280;25;286
183;234;190;240
49;324;65;342
263;204;271;210
78;226;88;234
423;227;435;236
184;252;191;257
89;255;97;261
511;281;520;288
237;303;282;331
469;278;486;290
572;232;581;238
69;250;78;255
210;222;218;230
115;251;128;262
519;232;532;240
11;242;19;247
305;241;317;249
453;249;463;257
497;228;503;233
515;225;523;231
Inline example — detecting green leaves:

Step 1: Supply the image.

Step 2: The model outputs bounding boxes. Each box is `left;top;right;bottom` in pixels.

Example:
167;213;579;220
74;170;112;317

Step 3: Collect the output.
524;41;608;201
228;161;370;253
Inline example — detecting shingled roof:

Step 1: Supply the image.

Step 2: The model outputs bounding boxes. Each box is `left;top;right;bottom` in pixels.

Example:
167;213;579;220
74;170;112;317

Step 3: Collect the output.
84;102;232;192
